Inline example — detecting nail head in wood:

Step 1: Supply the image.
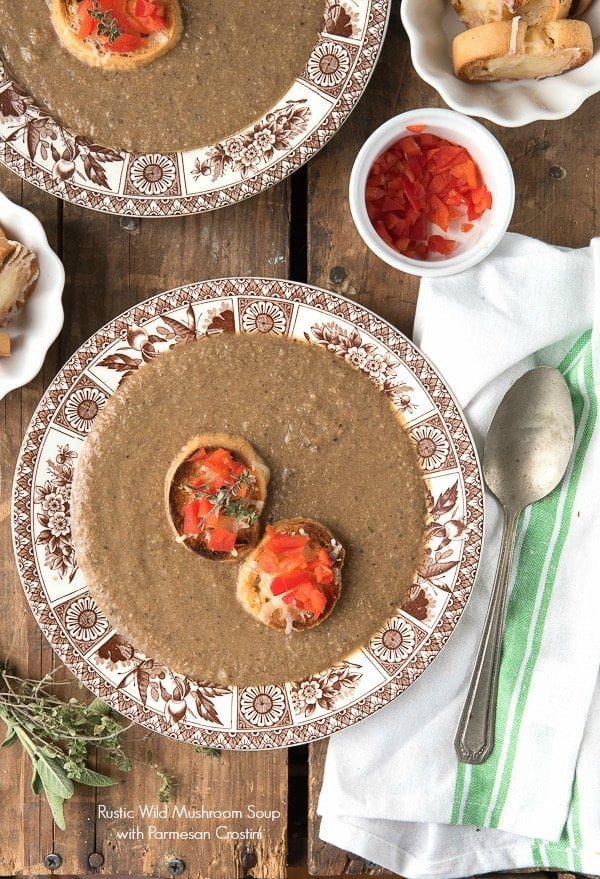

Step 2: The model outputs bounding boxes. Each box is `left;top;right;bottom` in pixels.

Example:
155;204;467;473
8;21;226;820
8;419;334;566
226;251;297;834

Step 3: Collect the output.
119;216;141;232
88;851;105;868
329;265;346;284
44;853;63;870
241;847;258;869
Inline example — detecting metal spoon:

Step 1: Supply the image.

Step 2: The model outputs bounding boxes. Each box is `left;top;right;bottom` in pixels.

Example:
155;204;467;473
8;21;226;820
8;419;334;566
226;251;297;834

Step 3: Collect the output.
454;366;575;764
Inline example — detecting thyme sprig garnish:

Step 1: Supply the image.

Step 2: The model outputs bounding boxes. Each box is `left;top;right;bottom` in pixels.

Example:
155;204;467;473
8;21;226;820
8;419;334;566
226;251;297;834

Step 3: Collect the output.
88;0;122;43
182;470;259;528
0;664;170;829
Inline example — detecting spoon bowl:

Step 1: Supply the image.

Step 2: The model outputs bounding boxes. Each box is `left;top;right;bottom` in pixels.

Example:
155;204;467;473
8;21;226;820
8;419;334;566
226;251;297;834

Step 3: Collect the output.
483;367;575;513
455;366;575;764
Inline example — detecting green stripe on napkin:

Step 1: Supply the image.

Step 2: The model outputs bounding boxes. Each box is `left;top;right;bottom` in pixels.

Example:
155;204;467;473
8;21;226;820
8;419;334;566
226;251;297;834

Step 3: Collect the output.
452;330;596;831
532;780;583;871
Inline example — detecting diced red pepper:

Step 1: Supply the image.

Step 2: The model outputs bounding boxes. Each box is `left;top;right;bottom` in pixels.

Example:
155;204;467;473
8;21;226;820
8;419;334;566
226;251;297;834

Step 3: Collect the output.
256;527;337;620
308;588;327;617
76;0;167;50
104;31;146;52
397;135;422;157
77;0;96;37
182;499;200;536
178;446;257;554
202;447;234;479
270;570;313;597
206;526;237;553
428;235;456;256
264;532;308;555
364;127;492;262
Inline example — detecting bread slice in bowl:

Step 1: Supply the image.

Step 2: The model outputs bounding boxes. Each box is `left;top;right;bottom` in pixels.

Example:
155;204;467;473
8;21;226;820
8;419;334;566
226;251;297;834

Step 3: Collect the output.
452;18;593;80
166;434;270;563
450;0;525;29
50;0;183;70
237;517;345;633
518;0;573;23
0;233;39;326
450;0;574;28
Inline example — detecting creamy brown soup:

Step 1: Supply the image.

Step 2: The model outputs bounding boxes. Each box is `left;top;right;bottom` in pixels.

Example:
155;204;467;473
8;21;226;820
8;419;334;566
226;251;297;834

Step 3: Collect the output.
71;334;428;687
0;0;324;152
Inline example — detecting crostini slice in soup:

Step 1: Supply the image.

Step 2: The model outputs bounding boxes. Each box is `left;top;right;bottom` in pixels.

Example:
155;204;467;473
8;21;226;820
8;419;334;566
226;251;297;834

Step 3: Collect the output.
50;0;183;70
237;517;345;633
166;434;270;562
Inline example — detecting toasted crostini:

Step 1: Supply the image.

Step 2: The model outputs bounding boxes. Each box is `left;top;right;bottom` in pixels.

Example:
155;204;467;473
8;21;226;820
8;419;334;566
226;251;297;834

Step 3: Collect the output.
452;18;593;81
237;517;345;633
0;230;39;327
449;0;525;29
50;0;183;71
166;434;270;563
450;0;573;28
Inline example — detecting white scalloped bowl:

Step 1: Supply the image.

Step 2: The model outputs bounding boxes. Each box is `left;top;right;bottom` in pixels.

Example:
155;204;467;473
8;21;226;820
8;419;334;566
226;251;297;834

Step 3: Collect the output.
400;0;600;127
349;108;515;278
0;192;65;401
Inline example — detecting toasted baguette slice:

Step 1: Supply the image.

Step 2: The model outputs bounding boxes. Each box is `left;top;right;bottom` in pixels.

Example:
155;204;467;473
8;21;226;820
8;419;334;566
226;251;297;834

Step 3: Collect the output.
237;517;345;633
0;236;39;326
453;18;593;80
50;0;183;71
166;433;269;563
0;332;10;357
518;0;573;23
450;0;573;28
450;0;525;29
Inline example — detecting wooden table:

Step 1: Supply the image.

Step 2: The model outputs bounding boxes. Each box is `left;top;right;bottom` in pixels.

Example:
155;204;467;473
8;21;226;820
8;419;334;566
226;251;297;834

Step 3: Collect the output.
0;4;597;876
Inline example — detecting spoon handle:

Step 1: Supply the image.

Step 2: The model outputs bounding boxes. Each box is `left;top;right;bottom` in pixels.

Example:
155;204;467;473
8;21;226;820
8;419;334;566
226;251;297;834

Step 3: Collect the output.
454;507;520;764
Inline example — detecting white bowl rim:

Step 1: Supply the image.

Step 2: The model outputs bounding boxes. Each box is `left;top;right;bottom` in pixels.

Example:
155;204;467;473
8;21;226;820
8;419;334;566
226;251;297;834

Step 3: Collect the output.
349;108;515;278
400;0;600;128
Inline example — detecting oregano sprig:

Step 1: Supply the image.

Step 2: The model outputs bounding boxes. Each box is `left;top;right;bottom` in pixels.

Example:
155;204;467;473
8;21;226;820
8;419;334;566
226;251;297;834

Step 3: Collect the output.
88;0;122;43
0;664;165;829
182;470;259;527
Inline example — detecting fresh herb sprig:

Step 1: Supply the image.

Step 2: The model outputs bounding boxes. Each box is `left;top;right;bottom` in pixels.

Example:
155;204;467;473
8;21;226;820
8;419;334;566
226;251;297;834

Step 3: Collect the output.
183;470;259;527
146;750;177;803
88;0;122;43
0;664;166;829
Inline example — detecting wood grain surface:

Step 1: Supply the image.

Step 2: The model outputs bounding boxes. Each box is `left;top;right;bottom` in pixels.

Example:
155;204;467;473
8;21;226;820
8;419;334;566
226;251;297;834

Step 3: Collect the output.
0;0;598;876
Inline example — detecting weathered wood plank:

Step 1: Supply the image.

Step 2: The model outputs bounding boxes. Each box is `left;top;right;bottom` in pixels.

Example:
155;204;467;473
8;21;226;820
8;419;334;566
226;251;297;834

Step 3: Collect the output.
307;2;424;338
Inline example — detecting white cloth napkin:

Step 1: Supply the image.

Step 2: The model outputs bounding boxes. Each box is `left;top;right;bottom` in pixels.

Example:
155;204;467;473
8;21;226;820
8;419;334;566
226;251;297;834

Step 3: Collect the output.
318;232;600;878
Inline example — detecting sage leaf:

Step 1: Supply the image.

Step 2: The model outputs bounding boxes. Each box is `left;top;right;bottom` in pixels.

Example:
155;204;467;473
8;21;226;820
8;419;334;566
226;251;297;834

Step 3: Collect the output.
1;728;17;748
36;754;75;800
31;767;43;796
0;663;175;828
44;789;67;831
68;765;117;787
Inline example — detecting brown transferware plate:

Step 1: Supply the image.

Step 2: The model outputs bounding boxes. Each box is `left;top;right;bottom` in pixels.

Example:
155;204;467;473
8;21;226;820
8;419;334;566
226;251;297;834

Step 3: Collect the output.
12;279;484;749
0;0;391;216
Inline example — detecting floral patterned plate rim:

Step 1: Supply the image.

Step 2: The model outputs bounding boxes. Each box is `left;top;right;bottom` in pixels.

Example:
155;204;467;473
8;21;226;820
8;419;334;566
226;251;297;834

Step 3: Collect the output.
12;278;484;749
0;0;390;217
